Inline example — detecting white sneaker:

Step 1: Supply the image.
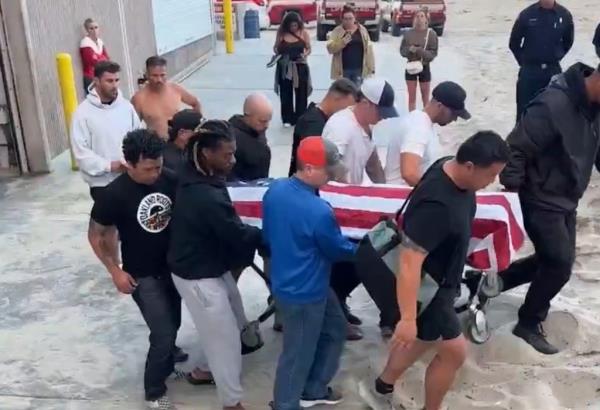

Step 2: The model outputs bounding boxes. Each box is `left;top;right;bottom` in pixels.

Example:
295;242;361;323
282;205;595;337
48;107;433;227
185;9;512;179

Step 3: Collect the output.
283;123;291;128
146;395;177;410
358;379;396;410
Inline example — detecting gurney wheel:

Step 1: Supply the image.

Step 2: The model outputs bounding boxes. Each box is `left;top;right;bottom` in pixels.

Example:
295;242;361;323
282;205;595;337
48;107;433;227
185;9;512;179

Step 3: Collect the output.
466;309;490;344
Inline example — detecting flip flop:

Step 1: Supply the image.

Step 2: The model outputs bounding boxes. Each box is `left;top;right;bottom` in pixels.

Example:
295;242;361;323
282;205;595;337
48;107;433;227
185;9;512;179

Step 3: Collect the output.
185;373;216;386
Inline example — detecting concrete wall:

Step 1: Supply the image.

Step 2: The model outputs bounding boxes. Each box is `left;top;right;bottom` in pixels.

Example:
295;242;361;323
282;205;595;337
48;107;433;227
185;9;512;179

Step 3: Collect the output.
0;0;213;174
21;0;156;160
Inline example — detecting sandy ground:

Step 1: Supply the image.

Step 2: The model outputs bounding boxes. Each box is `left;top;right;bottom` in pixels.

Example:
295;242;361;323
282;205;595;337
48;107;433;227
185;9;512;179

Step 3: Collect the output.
1;1;600;409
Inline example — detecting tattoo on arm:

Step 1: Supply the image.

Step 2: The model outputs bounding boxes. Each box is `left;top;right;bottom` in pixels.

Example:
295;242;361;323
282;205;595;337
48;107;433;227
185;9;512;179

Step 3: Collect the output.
401;234;428;255
88;219;119;272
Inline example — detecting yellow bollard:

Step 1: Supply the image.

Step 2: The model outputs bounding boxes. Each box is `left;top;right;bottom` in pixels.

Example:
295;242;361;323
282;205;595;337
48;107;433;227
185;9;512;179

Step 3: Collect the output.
56;53;79;171
223;0;234;54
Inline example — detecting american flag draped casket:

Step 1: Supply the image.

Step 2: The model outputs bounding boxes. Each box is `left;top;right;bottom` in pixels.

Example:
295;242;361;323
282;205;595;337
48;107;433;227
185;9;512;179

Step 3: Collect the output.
228;180;525;273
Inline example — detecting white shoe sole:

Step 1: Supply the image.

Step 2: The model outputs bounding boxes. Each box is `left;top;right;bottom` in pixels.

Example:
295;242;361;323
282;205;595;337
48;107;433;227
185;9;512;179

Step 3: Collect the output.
358;380;396;410
299;398;343;408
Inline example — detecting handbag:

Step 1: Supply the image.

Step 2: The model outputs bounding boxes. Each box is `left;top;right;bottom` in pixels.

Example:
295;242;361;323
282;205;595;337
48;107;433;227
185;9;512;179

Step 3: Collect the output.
357;160;445;317
405;28;431;76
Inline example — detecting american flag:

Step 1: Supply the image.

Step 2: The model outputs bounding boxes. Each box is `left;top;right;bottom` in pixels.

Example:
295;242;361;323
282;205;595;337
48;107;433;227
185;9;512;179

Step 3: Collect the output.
228;180;525;273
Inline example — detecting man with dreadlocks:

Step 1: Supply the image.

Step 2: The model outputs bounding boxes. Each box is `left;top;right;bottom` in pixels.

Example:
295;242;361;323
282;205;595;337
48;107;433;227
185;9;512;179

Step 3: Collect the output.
168;121;267;410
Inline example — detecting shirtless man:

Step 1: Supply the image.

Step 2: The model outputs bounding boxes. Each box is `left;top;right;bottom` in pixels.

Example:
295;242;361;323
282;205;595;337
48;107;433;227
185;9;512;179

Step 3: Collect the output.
132;56;202;139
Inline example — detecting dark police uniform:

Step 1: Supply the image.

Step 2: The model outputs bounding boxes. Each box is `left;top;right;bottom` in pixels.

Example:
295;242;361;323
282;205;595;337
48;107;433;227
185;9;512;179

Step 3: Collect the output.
509;1;574;122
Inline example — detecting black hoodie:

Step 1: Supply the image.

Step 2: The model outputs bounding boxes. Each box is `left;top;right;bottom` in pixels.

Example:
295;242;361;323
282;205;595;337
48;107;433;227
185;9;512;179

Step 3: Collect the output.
168;163;263;280
228;115;272;181
500;63;600;212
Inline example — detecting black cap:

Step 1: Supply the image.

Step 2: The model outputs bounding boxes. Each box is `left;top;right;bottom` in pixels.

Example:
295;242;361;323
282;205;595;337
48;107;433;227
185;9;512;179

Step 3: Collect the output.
432;81;471;120
168;109;203;140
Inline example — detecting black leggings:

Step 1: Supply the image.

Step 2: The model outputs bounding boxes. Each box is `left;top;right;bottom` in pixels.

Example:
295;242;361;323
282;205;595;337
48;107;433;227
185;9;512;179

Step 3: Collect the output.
279;64;309;125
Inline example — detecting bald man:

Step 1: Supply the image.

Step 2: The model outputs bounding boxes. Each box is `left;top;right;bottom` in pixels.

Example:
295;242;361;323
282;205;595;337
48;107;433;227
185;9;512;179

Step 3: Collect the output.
228;93;273;182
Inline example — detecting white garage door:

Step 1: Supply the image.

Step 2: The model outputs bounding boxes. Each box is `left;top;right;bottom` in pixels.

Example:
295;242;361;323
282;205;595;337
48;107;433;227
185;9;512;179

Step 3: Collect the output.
152;0;214;55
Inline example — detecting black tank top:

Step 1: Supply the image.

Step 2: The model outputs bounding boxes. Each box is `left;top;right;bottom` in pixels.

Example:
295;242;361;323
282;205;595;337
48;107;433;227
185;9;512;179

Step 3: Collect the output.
279;40;305;61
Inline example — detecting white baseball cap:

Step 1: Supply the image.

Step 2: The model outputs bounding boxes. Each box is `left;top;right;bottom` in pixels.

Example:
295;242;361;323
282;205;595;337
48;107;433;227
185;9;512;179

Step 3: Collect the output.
360;77;398;119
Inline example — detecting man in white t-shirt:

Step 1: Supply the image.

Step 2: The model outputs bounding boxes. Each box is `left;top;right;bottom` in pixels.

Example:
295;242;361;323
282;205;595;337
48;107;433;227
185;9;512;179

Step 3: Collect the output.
323;77;398;185
385;81;471;186
321;78;398;341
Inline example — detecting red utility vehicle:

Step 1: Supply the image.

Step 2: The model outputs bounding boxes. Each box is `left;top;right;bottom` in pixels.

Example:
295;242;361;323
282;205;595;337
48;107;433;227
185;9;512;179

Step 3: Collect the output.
391;0;446;37
316;0;382;42
267;0;318;25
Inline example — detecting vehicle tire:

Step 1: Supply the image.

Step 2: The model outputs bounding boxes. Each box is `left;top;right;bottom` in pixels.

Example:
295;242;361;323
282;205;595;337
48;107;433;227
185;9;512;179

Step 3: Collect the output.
369;28;380;42
391;22;402;37
434;25;444;37
317;23;328;41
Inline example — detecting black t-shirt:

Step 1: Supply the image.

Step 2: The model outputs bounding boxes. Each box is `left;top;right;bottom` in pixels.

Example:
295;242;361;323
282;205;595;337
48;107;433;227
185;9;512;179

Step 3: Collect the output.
91;172;176;278
289;103;329;176
342;29;364;70
401;160;476;287
594;23;600;47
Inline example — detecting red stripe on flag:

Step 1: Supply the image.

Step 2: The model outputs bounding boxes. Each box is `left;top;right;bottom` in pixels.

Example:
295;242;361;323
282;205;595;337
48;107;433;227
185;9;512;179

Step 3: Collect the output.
233;202;514;271
468;249;492;271
476;196;525;249
321;184;411;199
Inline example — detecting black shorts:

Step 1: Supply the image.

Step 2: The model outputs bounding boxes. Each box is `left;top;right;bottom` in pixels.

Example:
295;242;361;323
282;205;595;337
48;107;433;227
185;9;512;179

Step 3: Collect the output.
405;64;431;82
417;287;461;341
89;186;106;202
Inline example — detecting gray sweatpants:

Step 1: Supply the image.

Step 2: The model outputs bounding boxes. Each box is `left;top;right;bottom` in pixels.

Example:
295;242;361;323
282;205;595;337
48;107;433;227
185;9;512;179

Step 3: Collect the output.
172;272;247;407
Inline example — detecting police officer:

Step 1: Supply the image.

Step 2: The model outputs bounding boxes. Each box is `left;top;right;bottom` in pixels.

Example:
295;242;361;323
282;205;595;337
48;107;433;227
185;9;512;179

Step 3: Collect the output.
509;0;574;122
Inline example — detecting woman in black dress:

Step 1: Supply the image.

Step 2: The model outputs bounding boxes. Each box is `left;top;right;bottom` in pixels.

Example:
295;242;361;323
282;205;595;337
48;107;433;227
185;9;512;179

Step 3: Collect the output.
273;11;312;127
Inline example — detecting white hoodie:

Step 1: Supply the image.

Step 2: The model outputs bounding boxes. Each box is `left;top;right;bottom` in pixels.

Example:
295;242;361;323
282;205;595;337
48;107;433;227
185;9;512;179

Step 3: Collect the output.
71;88;141;187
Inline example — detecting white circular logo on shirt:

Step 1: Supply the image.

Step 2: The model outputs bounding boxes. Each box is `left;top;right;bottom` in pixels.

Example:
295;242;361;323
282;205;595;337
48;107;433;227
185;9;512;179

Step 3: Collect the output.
137;193;172;233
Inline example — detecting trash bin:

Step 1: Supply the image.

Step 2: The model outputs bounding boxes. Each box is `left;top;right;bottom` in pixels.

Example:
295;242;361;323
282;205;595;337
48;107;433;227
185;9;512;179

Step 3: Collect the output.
244;9;260;39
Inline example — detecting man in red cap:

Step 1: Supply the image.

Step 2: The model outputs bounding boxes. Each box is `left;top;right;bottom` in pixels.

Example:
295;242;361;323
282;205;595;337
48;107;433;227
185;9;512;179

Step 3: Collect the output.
263;136;357;410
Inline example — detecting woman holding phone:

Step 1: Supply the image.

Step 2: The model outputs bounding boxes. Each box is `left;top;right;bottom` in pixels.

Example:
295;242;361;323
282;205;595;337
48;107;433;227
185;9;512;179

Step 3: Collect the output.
273;11;312;127
326;4;374;86
400;8;438;111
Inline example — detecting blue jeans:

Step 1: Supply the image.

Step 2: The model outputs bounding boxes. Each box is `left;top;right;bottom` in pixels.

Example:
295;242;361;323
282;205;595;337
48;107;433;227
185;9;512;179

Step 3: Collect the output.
273;290;346;410
343;68;363;86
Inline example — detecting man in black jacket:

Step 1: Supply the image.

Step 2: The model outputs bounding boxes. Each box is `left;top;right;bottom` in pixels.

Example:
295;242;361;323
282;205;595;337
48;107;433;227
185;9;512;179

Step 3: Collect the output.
499;63;600;355
228;93;273;182
168;121;266;410
509;0;574;122
163;109;203;174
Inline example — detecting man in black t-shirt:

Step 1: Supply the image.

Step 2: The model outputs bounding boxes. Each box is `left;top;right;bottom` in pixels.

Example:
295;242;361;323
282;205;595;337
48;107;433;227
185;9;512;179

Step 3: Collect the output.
594;22;600;59
89;129;188;410
359;132;510;410
288;78;358;176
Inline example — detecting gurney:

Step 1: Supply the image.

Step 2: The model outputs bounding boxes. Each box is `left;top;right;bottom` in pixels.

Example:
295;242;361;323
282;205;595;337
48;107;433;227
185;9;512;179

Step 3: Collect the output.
229;180;525;344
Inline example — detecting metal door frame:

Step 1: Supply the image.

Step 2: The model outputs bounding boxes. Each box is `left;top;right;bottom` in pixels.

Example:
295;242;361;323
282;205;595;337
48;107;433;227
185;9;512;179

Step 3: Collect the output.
0;2;28;174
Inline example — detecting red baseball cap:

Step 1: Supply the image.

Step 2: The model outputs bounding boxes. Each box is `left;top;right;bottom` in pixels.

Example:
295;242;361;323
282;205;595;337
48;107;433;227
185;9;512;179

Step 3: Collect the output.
297;136;345;177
